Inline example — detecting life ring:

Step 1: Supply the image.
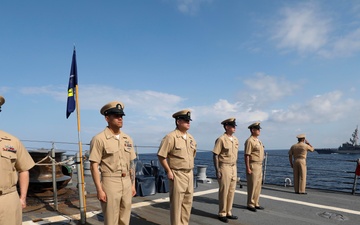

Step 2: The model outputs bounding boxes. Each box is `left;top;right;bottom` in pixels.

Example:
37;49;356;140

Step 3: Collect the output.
284;177;292;187
355;158;360;176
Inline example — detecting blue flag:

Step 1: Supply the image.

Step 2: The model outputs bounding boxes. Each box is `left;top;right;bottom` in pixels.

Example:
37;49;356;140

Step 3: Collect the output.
66;48;78;118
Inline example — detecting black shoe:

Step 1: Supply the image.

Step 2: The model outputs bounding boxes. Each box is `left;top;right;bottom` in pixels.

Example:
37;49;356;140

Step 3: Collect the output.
247;206;257;212
255;206;264;210
226;215;238;220
218;216;228;223
299;192;307;195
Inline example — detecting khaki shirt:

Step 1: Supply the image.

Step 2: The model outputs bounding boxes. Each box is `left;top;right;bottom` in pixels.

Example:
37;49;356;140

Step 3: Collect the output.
157;129;197;170
244;136;264;162
0;130;35;193
288;142;314;159
89;127;136;174
212;133;239;165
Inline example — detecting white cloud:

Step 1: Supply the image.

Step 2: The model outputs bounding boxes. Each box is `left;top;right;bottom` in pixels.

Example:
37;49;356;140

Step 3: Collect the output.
78;85;185;118
20;85;185;119
245;73;298;100
0;86;11;94
270;1;360;58
238;73;299;109
17;80;360;150
319;28;360;58
20;85;64;100
191;99;269;125
213;99;239;113
271;91;357;123
176;0;212;15
272;2;331;54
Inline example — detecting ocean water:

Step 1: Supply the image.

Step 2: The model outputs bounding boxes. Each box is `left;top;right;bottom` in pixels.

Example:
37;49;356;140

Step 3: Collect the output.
137;150;360;193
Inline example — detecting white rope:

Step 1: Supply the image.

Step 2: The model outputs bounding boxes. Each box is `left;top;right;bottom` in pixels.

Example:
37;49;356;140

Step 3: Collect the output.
34;155;77;166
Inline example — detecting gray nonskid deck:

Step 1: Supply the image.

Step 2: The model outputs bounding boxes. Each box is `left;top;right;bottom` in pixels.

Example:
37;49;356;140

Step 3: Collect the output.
23;176;359;225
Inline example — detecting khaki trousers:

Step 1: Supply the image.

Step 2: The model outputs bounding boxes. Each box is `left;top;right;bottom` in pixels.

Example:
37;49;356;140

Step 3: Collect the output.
218;165;237;217
0;191;22;225
246;162;262;208
101;176;132;225
293;159;307;193
169;169;194;225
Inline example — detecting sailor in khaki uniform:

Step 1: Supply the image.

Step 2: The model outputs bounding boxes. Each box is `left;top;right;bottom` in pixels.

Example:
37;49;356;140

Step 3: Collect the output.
157;109;197;225
0;95;35;225
213;118;239;223
244;122;264;212
89;101;136;225
288;134;314;194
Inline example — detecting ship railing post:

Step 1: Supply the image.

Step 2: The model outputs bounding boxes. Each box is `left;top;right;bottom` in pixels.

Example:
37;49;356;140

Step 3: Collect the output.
352;158;360;195
51;142;58;210
352;174;358;195
75;152;86;224
262;152;268;185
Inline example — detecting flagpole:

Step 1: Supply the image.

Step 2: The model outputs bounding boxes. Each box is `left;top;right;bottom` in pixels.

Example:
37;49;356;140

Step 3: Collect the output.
67;47;87;224
75;84;87;224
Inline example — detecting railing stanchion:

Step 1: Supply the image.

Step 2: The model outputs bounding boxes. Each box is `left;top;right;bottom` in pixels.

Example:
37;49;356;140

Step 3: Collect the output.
352;158;360;195
262;152;268;185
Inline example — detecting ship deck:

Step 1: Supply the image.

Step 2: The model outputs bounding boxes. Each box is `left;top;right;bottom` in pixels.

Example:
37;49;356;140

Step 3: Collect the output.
22;174;360;225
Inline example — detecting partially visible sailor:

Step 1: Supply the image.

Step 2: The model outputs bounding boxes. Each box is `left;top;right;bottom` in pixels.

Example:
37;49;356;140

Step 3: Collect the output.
0;95;35;225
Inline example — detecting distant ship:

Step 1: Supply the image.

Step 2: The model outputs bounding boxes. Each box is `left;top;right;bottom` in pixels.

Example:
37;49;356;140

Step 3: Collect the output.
315;126;360;154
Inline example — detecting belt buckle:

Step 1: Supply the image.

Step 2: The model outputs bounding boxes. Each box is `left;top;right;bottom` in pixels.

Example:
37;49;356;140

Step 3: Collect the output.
121;172;126;177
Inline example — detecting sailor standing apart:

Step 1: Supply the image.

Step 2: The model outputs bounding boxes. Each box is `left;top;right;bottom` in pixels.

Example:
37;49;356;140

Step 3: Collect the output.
89;101;136;225
213;118;239;223
157;109;197;225
288;134;314;194
244;122;265;212
0;95;35;225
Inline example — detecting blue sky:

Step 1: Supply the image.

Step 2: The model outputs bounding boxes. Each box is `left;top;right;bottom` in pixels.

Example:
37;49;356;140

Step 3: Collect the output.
1;0;360;154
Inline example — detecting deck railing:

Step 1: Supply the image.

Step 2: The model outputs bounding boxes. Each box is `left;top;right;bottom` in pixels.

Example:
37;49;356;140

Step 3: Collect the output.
261;152;360;195
138;148;360;195
21;140;360;195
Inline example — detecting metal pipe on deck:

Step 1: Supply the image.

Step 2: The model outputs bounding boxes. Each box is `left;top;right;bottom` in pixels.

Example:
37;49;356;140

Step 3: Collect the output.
262;152;268;185
352;158;360;195
75;152;86;224
352;173;358;195
51;144;58;210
